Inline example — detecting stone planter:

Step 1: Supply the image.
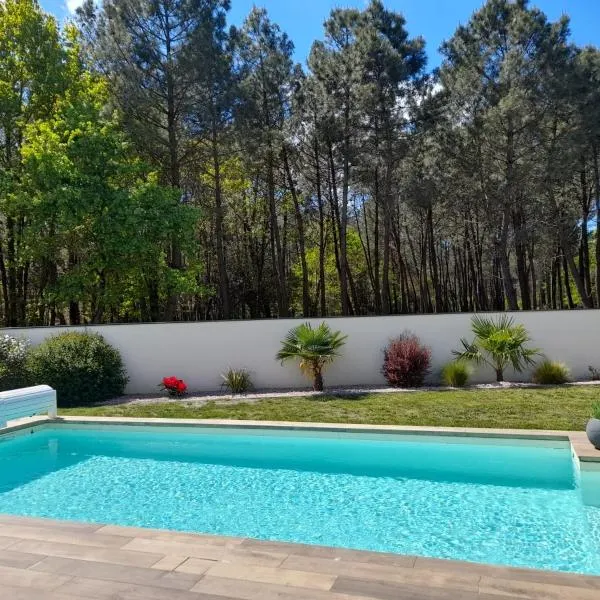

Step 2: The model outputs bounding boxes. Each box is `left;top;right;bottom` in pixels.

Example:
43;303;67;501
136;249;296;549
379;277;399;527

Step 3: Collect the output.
586;418;600;450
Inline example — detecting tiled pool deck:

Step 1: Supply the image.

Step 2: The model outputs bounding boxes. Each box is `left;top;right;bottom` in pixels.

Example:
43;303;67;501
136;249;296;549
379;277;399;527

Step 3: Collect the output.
0;417;598;599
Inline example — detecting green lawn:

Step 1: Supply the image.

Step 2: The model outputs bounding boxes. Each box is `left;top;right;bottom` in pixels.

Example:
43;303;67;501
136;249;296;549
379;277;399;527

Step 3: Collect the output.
60;386;598;431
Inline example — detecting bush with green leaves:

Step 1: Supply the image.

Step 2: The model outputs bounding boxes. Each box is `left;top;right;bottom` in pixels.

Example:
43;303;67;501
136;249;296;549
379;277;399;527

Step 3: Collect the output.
593;402;600;420
453;315;539;382
532;360;570;385
0;334;31;391
221;368;253;395
276;322;347;391
28;332;128;407
441;361;472;388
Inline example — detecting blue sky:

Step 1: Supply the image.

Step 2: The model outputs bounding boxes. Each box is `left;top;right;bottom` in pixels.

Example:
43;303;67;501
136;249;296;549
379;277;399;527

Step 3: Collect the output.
41;0;600;69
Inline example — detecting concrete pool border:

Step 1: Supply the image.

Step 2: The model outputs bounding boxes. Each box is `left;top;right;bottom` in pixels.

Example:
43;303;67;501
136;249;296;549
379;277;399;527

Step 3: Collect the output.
0;416;599;598
2;414;599;462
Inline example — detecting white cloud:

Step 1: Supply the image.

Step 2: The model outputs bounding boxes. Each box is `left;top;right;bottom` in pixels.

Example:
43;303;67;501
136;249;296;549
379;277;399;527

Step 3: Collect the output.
66;0;84;12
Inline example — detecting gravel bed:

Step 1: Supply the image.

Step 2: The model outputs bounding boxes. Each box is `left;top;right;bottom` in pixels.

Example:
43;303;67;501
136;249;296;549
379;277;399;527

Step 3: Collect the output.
99;380;600;408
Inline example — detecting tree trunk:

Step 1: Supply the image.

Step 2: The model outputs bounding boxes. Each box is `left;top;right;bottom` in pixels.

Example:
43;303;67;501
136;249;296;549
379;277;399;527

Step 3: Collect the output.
497;205;519;310
558;225;593;308
315;141;327;317
212;124;230;319
593;143;600;307
313;368;324;392
283;146;310;316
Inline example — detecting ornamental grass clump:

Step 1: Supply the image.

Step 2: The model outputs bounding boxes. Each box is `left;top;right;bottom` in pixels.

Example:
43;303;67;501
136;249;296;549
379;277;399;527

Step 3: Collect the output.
221;368;253;395
382;333;431;388
453;315;539;383
441;361;472;388
276;322;347;392
532;360;570;385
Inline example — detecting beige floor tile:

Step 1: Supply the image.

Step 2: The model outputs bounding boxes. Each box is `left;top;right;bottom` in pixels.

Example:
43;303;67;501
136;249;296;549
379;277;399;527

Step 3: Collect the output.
0;548;45;569
173;557;217;575
31;556;202;591
150;554;189;571
240;538;415;567
205;562;336;590
219;547;289;567
281;554;480;592
95;525;242;546
122;537;228;560
56;576;221;600
479;576;600;600
0;563;72;591
0;584;88;600
9;539;162;567
192;575;369;600
0;524;131;548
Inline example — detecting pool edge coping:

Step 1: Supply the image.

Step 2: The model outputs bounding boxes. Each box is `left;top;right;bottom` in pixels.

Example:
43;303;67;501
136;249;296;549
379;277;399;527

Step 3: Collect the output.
4;415;599;464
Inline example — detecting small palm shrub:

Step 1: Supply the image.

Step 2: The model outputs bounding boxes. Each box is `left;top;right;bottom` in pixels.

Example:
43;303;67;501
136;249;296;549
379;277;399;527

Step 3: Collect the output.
453;315;539;382
28;332;128;407
221;368;253;394
382;333;431;388
441;361;472;388
532;360;570;385
0;334;31;391
276;322;347;391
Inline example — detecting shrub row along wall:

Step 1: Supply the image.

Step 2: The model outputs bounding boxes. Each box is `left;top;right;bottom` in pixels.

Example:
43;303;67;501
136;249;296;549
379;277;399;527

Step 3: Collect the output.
4;311;599;394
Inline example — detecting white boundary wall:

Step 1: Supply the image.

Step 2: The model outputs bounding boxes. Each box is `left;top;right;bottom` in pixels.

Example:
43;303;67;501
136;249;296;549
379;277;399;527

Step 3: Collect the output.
4;311;600;394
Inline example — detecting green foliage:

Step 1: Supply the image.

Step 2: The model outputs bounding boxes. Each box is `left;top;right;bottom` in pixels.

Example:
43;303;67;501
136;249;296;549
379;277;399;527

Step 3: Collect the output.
453;316;540;382
276;322;347;391
221;368;254;395
62;387;597;433
441;361;472;388
0;335;31;390
28;332;127;407
532;360;570;385
592;402;600;420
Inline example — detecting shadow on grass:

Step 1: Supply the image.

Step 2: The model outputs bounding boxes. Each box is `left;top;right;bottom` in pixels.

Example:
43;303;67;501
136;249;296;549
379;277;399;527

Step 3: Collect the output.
316;392;371;402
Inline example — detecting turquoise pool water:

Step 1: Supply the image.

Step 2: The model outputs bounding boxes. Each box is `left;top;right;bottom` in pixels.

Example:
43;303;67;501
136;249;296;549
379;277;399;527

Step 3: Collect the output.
0;425;599;575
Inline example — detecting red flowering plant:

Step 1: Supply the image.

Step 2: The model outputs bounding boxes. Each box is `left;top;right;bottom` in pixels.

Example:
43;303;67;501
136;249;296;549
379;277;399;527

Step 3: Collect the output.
160;376;188;398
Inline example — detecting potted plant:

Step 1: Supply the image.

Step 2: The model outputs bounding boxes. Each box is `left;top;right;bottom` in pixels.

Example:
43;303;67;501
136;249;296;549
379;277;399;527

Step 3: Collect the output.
587;402;600;450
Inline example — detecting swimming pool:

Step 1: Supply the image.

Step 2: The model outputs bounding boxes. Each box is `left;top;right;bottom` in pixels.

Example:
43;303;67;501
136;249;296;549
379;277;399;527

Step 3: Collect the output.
0;423;599;575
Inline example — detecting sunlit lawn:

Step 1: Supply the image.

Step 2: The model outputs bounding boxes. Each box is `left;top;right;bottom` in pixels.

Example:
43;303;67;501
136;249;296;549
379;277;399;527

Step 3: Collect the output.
60;386;598;431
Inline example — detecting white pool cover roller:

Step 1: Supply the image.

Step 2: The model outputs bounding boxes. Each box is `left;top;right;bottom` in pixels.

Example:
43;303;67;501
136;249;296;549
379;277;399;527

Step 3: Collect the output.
0;385;57;428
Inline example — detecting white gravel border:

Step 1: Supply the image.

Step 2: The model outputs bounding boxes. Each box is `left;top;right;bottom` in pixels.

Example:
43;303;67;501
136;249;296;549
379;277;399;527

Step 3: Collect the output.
100;380;600;408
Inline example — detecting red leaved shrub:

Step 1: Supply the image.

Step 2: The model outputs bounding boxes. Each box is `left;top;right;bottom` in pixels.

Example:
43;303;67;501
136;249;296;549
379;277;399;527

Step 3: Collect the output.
382;333;431;388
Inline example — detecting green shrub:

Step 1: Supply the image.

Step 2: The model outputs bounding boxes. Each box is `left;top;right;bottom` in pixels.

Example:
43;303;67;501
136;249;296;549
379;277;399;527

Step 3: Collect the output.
592;402;600;420
532;360;570;385
277;322;347;391
28;332;128;407
453;315;539;382
441;361;472;387
0;334;31;391
221;368;253;394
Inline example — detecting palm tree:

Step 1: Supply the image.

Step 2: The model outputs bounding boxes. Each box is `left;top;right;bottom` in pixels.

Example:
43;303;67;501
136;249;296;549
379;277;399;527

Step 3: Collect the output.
276;322;347;391
453;315;539;382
